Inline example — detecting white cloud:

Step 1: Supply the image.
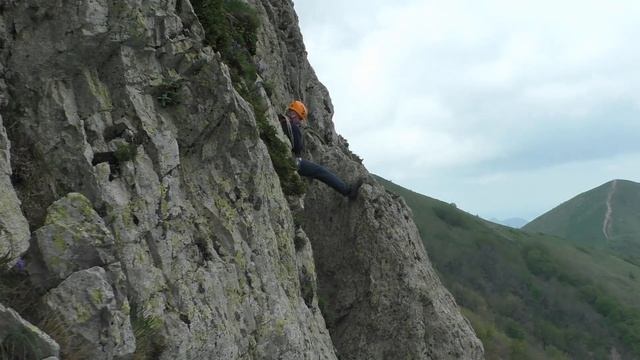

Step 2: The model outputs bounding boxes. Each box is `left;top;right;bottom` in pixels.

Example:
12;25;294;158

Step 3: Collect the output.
352;124;498;171
295;0;640;218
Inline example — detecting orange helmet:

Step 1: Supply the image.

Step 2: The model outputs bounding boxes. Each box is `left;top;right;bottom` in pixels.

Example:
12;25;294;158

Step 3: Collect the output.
287;100;308;121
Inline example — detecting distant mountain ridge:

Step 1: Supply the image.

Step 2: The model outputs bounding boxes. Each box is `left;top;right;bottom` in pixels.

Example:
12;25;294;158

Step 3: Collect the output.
489;217;529;228
524;179;640;264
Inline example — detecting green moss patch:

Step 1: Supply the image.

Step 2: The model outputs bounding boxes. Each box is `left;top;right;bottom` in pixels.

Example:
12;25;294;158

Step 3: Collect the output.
114;143;138;163
191;0;259;89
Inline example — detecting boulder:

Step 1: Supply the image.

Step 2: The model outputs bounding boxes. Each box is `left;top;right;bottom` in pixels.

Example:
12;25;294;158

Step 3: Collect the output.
0;302;60;359
33;193;116;283
43;267;135;359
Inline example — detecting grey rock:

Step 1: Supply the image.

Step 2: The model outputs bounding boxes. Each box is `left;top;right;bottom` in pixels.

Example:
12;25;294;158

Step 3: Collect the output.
302;174;484;359
0;302;60;359
252;0;484;358
294;228;318;309
43;267;135;360
32;193;116;283
2;0;337;358
0;115;30;267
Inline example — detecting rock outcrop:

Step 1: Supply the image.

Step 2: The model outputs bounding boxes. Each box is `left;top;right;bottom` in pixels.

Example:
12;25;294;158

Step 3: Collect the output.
43;266;135;359
29;193;117;286
0;0;483;359
252;0;483;358
0;112;30;266
0;302;60;359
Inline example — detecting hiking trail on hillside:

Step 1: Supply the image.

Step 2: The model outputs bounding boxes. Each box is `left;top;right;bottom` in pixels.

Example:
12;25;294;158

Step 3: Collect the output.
602;180;618;241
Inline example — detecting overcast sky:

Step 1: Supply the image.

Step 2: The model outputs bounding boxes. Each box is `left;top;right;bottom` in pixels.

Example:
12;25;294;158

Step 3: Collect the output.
293;0;640;221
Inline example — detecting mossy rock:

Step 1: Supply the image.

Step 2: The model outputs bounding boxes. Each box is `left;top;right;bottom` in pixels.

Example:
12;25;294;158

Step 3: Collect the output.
115;144;138;162
191;0;260;87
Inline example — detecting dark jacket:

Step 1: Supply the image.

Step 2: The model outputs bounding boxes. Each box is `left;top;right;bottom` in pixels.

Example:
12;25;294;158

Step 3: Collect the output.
280;116;304;157
290;121;304;157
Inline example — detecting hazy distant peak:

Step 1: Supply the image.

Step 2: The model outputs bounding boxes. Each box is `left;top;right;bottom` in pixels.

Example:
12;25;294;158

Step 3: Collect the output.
490;217;529;228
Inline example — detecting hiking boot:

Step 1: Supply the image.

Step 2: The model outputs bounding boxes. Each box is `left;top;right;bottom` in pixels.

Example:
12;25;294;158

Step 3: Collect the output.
347;178;364;200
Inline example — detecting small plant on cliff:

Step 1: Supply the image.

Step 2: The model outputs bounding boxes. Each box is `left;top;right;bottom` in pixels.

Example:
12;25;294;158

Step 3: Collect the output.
191;0;260;90
155;73;184;108
114;143;138;162
0;251;13;270
0;254;38;315
0;256;39;360
0;327;46;360
131;306;165;360
36;312;93;359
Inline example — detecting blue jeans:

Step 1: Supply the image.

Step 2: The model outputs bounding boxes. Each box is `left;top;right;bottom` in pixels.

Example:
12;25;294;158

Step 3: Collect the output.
297;159;349;195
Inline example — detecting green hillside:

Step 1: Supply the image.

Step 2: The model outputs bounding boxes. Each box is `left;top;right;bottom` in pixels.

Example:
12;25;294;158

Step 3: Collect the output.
376;176;640;360
524;179;640;265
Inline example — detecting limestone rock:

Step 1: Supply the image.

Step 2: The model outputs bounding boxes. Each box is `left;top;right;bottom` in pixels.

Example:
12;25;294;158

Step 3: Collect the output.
0;114;30;267
253;0;485;358
33;193;116;284
302;173;484;359
0;302;60;359
294;228;318;309
43;267;135;359
1;1;337;358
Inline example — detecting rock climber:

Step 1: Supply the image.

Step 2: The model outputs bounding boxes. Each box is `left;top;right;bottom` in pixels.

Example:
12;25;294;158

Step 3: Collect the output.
279;100;362;200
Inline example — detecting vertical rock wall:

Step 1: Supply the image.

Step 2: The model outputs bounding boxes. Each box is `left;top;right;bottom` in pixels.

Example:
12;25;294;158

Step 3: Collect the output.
0;0;484;359
251;0;484;358
0;0;335;358
0;5;29;263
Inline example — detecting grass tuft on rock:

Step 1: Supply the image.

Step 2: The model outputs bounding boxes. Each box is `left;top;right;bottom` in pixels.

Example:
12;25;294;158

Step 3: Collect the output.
191;0;259;89
114;143;138;163
131;305;165;360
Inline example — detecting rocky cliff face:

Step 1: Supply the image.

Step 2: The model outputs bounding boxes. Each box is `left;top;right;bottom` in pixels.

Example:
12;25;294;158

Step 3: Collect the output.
0;0;483;359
